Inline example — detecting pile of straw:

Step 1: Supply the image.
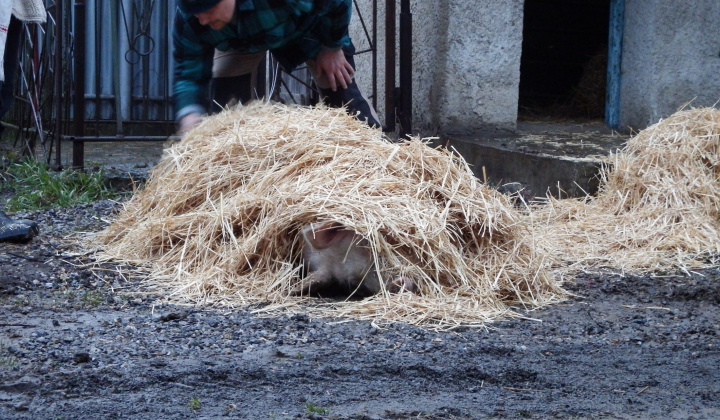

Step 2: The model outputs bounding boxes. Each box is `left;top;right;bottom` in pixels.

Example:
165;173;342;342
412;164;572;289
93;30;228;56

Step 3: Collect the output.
97;102;563;328
532;107;720;274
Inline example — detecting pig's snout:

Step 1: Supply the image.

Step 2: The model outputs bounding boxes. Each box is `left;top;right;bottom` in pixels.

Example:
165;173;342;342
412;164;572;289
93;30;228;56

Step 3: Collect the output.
296;222;417;297
388;276;416;294
296;222;380;297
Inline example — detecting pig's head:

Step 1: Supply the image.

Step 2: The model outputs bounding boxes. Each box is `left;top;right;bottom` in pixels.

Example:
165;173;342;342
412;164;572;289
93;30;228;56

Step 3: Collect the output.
297;222;381;297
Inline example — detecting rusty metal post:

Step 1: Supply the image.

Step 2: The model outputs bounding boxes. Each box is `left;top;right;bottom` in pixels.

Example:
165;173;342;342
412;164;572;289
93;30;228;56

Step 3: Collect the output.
384;0;396;132
371;0;377;111
72;0;86;169
53;0;64;169
398;0;412;138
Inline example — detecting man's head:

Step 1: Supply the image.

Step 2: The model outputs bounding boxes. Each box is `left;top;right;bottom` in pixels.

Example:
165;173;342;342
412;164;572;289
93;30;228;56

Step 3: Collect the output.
179;0;235;30
178;0;221;14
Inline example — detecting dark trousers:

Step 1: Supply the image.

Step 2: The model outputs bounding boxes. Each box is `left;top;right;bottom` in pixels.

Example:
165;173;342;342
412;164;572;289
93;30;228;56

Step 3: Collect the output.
209;73;253;114
208;42;380;128
0;16;23;138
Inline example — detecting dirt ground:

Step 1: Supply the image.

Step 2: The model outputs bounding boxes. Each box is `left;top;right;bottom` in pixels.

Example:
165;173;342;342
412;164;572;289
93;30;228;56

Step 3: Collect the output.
1;199;720;419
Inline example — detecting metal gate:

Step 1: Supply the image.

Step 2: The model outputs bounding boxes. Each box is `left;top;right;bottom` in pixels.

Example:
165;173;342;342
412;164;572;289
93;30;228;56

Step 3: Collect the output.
4;0;412;169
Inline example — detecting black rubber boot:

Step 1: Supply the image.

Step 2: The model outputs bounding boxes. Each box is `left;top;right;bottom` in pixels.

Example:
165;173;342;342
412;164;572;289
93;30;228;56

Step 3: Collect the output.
0;211;39;243
320;45;381;129
321;83;380;128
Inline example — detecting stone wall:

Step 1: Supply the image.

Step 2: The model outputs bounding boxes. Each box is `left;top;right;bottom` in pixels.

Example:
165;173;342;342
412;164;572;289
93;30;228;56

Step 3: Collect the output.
617;1;720;130
350;0;720;135
350;0;524;136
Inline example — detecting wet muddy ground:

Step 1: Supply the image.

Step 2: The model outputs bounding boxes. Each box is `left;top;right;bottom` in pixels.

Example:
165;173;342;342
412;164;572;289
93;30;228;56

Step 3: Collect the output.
1;200;719;419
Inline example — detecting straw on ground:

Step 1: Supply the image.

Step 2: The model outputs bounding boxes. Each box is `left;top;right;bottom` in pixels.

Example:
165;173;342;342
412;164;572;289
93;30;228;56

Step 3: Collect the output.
94;103;720;328
96;102;563;329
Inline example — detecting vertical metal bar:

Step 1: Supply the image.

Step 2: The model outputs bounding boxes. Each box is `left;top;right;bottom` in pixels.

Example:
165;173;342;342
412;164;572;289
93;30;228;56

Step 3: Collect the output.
93;0;101;131
384;0;396;132
112;0;123;135
26;24;38;156
72;0;86;169
164;2;172;125
53;0;64;169
143;52;151;124
141;4;151;125
371;0;377;111
257;54;267;99
399;0;412;137
605;0;624;129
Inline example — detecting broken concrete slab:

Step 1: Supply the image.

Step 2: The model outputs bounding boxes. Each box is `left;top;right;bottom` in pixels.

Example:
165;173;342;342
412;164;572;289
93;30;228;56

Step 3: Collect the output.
440;121;629;199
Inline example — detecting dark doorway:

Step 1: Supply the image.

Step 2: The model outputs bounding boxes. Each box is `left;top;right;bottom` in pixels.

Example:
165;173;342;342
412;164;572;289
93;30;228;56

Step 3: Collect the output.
518;0;611;120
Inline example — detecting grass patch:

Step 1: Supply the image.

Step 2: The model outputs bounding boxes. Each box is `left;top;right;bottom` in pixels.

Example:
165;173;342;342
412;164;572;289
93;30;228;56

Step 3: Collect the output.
0;342;18;369
305;402;329;415
1;158;122;212
188;397;202;411
0;354;18;368
81;290;104;307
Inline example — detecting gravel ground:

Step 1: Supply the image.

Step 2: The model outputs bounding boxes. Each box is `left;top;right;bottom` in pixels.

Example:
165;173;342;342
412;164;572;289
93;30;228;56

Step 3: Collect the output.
1;200;719;419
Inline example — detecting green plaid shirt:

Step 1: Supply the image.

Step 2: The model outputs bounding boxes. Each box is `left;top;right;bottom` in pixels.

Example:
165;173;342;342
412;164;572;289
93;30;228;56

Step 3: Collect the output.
173;0;352;121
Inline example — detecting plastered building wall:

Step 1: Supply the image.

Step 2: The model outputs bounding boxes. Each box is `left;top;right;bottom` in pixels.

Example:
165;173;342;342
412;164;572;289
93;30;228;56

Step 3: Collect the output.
619;1;720;130
351;0;720;136
350;0;524;136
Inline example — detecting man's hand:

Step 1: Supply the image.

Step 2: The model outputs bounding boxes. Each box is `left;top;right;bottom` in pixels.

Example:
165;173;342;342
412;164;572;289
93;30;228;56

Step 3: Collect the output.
309;49;354;91
177;112;203;136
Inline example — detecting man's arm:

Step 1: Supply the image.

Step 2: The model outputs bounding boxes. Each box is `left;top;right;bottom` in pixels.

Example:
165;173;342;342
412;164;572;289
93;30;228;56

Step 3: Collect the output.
172;10;215;132
311;0;352;50
305;0;353;91
309;48;353;91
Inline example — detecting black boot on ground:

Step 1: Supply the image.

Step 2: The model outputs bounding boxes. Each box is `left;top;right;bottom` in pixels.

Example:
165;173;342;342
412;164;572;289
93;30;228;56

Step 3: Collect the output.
321;83;381;129
0;211;39;243
319;44;381;129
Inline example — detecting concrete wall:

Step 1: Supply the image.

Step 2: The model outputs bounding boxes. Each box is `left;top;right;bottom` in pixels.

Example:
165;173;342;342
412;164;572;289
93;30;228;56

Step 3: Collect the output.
351;0;720;136
619;0;720;130
350;0;524;136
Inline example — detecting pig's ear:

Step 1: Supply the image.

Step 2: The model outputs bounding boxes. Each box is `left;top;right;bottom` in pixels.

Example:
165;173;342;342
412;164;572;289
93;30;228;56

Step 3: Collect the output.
302;222;343;249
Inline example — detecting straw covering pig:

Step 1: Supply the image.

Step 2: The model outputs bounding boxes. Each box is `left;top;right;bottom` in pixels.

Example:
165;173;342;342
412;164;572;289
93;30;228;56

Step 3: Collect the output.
296;222;414;297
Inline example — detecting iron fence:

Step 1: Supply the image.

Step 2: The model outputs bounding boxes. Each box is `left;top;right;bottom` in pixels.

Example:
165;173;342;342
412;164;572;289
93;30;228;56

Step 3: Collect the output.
3;0;412;169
